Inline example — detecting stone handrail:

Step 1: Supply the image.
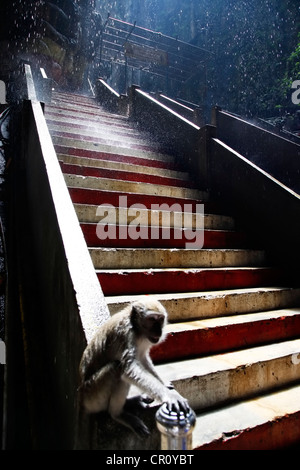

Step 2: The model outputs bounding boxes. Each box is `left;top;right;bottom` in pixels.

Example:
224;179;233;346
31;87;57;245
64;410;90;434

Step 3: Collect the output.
5;65;110;448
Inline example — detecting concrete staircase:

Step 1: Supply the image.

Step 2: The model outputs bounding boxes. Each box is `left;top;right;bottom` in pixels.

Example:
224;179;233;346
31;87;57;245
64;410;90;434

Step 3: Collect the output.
44;91;300;450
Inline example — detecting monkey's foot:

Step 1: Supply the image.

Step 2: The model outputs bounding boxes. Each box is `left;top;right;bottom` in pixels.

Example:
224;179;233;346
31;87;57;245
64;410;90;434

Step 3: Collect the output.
115;411;151;439
131;417;151;439
125;395;154;411
140;394;154;406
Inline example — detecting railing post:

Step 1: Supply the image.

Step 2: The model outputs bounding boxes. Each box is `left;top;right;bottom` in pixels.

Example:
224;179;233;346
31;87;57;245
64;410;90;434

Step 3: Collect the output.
193;107;205;127
95;78;129;115
194;124;216;190
37;68;52;104
118;93;129;116
127;84;141;121
24;63;37;101
211;105;222;127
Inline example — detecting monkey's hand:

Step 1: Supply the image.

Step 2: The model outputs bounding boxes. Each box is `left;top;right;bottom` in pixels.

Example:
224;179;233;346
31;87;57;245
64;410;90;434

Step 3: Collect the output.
165;388;190;415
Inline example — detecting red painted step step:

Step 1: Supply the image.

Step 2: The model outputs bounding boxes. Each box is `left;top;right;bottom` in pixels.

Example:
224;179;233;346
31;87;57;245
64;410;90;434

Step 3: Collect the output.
47;118;143;140
96;267;283;296
80;223;250;249
52;129;163;154
55;145;179;171
150;310;300;363
46;103;126;120
60;162;197;188
195;409;300;450
68;187;215;212
46;109;134;130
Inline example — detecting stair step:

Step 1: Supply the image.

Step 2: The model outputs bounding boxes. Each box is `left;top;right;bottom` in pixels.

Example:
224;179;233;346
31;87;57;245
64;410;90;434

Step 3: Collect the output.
46;101;112;115
156;339;300;412
50;91;99;106
49;118;142;143
49;121;156;145
46;105;136;124
61;163;197;189
193;383;300;450
58;154;189;181
52;135;174;164
46;103;129;124
64;173;206;200
69;187;217;212
76;203;234;230
89;248;266;270
47;102;111;117
55;144;179;170
151;308;300;362
52;129;163;154
81;223;252;249
49;92;116;107
96;267;283;296
46;110;140;137
106;288;300;320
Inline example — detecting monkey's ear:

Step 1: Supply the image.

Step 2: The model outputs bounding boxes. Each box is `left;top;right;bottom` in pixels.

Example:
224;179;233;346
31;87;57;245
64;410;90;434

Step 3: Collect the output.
130;302;146;323
130;303;145;327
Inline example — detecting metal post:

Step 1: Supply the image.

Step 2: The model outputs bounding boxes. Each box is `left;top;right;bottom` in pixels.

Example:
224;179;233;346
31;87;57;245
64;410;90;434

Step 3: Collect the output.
156;403;196;450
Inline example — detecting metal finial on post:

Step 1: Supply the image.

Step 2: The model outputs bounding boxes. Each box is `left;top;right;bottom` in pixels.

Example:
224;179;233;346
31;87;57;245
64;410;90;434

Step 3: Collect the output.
156;403;196;450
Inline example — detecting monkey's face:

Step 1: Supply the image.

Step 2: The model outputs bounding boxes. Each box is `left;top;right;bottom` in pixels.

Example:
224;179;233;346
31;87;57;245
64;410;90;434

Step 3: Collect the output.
131;302;167;344
143;312;165;344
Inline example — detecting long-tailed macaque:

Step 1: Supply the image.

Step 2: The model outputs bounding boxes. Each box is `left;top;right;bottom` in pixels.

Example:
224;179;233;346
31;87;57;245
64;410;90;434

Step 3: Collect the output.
79;297;189;437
